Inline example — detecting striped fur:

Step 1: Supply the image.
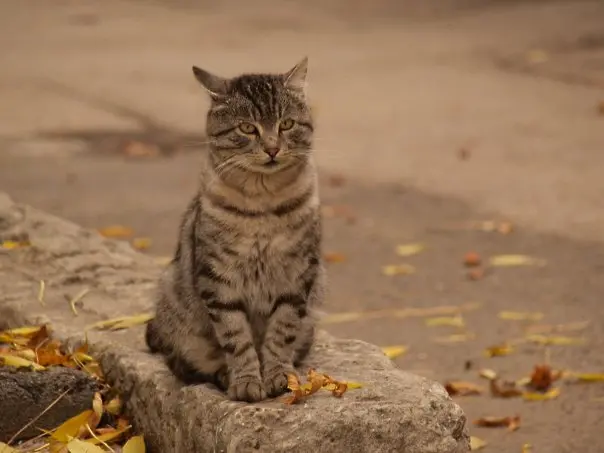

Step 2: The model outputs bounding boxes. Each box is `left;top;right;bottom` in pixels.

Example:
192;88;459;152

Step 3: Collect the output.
145;58;324;402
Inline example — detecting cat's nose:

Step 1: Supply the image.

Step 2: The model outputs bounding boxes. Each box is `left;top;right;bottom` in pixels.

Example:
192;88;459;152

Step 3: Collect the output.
263;147;280;159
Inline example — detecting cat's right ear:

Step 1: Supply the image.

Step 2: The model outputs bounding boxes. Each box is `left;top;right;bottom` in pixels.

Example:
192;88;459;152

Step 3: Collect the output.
192;66;229;100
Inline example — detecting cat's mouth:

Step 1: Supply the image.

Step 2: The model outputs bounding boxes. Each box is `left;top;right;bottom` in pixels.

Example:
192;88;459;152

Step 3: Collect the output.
263;160;279;167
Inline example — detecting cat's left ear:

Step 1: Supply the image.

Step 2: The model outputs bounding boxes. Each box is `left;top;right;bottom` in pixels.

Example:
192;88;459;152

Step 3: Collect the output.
283;57;308;94
192;66;229;100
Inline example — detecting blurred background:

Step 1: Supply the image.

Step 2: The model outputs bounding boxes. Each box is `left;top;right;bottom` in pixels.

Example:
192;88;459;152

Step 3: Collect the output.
1;0;603;451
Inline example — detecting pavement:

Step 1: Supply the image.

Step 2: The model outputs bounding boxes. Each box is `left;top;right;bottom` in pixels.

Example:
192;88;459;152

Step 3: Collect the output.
1;0;604;451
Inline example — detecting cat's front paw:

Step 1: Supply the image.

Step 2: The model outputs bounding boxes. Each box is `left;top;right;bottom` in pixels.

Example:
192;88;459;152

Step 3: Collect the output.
263;366;292;397
228;376;266;403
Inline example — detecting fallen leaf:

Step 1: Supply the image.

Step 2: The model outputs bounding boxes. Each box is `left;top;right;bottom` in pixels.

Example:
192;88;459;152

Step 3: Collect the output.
38;280;46;305
122;140;160;158
123;435;146;453
523;387;560;401
484;344;514;358
26;324;51;349
66;438;105;453
528;364;558;391
496;222;514;235
87;313;154;331
395;243;425;257
2;326;45;338
0;240;30;250
425;316;464;328
51;410;95;443
522;444;533;453
490;379;523;398
152;256;172;266
323;252;347;264
444;381;483;396
474;415;520;431
489;254;545;267
105;396;123;415
466;268;485;281
479;369;498;380
381;345;408;359
498;311;544;322
526;334;585;346
469;436;487;451
132;238;152;251
433;333;476;343
97;225;134;239
382;264;416;276
0;353;45;370
463;252;481;267
283;369;351;404
525;321;589;335
574;373;604;382
0;442;18;453
88;425;131;444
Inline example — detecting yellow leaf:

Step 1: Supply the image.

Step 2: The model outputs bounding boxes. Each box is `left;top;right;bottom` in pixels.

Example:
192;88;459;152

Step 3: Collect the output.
484;344;514;358
425;316;464;328
522;444;533;453
152;256;172;266
66;438;105;453
97;225;134;238
382;264;415;276
574;373;604;382
498;311;544;321
470;436;487;451
0;442;18;453
479;369;498;381
51;410;94;443
381;345;408;359
87;313;154;331
526;334;586;346
123;435;146;453
105;396;123;416
86;425;131;445
522;387;560;401
0;240;30;250
0;353;45;370
433;333;475;343
132;237;152;250
395;243;425;257
489;254;545;267
2;326;44;338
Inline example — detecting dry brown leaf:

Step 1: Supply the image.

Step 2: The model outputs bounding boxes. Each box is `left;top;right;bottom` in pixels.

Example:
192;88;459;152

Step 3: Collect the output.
490;379;523;398
484;344;514;358
323;252;347;264
463;252;481;267
320;204;356;223
444;381;483;396
474;415;520;431
528;364;558;392
382;264;416;276
283;369;350;404
327;174;346;187
97;225;134;239
523;387;560;401
395;243;425;257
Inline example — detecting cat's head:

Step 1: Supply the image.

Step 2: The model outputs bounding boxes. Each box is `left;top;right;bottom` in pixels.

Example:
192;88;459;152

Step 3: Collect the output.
192;58;313;175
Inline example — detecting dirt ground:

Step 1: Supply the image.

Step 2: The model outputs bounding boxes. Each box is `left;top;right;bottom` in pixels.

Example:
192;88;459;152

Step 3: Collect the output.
1;0;604;452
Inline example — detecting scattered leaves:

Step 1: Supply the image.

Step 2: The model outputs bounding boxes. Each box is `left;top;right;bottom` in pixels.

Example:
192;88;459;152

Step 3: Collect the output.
463;252;481;267
0;443;18;453
489;254;545;267
498;311;544;321
479;369;498;381
123;435;146;453
484;343;514;358
433;333;476;343
66;438;106;453
527;364;562;391
323;252;347;264
444;381;483;396
470;436;487;451
97;225;134;239
382;264;416;276
474;415;520;431
87;313;154;331
0;240;30;250
283;369;352;405
381;345;408;359
395;243;425;257
526;334;586;346
0;354;46;370
490;379;523;398
574;373;604;382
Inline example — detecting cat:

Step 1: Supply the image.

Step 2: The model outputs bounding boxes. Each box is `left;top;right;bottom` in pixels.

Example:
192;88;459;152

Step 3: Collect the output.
145;57;324;403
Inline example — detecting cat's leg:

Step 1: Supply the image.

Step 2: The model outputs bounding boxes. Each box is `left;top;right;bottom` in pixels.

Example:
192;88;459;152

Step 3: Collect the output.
260;293;308;397
203;289;266;402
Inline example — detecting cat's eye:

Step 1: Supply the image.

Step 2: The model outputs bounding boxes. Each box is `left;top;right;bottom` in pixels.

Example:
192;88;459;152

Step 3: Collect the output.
279;119;295;131
239;122;257;134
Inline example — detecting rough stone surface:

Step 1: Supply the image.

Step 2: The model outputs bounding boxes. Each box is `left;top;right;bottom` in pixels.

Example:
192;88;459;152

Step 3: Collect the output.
0;367;102;442
0;193;470;453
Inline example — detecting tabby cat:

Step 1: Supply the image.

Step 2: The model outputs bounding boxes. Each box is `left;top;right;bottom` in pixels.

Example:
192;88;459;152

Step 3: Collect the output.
145;58;324;403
